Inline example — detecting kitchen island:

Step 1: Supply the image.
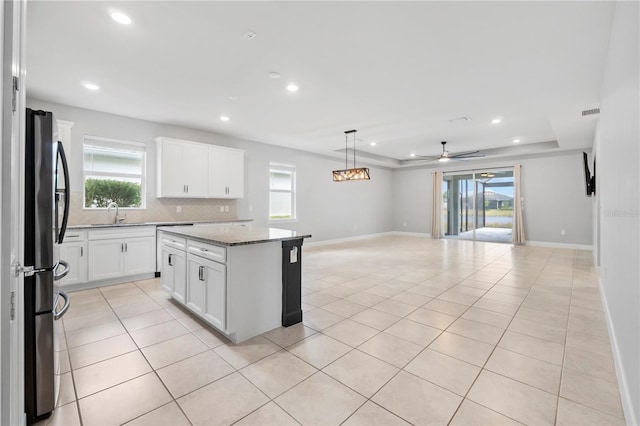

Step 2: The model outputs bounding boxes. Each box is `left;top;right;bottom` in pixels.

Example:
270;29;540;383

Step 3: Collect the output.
157;224;311;343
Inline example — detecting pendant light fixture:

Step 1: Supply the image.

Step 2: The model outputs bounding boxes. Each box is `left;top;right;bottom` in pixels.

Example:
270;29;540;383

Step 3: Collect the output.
332;129;370;182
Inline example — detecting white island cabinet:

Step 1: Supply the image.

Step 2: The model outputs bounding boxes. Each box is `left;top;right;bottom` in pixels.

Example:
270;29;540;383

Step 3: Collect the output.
160;235;187;303
158;224;311;343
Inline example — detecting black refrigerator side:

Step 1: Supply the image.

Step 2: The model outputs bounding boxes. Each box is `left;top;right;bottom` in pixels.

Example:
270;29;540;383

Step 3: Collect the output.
24;108;71;423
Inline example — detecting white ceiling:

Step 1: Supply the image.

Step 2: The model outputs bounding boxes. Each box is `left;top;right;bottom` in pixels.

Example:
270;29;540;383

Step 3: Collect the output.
26;1;614;167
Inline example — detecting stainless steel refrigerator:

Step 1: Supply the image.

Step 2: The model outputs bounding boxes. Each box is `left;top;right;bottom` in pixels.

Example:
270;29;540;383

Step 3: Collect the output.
24;108;71;423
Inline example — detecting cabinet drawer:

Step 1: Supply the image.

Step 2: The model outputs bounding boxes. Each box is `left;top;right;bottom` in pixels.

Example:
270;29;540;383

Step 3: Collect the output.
187;240;226;263
161;234;186;250
63;230;87;242
89;226;156;241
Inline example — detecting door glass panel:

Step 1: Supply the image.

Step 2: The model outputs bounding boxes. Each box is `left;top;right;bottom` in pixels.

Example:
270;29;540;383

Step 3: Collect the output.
475;170;514;243
443;173;475;238
443;169;514;243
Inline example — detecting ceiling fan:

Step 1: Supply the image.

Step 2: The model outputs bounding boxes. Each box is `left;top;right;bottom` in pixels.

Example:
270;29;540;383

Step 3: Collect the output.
407;141;485;163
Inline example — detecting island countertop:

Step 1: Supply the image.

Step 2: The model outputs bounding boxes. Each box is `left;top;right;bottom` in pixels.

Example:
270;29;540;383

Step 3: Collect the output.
157;224;312;246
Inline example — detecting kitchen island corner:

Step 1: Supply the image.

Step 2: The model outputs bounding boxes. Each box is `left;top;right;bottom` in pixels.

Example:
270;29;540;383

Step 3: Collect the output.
157;224;311;343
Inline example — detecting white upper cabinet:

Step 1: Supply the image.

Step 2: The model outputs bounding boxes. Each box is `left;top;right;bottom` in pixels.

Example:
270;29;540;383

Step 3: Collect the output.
208;146;244;199
156;137;244;199
156;137;208;198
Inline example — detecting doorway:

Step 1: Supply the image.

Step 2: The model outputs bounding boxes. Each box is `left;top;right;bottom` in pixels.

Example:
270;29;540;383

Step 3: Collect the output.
442;168;514;243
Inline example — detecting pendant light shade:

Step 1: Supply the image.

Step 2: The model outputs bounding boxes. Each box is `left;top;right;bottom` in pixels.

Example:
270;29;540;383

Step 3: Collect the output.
332;129;370;182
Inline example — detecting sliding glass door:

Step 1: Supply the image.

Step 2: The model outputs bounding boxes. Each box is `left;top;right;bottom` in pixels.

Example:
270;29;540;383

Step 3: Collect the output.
442;168;514;243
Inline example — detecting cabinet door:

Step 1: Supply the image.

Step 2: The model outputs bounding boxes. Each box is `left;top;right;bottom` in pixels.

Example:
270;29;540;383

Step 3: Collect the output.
159;139;186;197
162;246;186;304
171;249;187;304
88;239;124;281
204;260;226;330
160;246;175;294
186;256;206;315
225;149;244;199
125;236;156;275
58;242;87;286
208;147;244;199
207;147;226;197
184;143;209;197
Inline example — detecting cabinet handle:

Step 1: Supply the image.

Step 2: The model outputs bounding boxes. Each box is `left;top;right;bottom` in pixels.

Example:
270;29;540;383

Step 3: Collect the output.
199;248;209;252
80;246;83;257
168;254;173;266
186;184;189;193
121;243;124;252
198;265;205;281
125;242;128;252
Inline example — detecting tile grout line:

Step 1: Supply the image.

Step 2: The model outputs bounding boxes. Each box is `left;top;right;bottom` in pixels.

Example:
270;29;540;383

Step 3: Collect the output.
444;247;547;425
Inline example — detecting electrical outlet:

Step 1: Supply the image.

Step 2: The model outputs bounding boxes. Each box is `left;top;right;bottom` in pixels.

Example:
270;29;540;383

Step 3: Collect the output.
176;206;182;213
220;206;224;212
224;206;229;212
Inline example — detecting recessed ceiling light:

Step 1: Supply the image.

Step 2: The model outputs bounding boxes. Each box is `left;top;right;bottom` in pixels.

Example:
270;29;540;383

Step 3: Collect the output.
410;153;416;157
83;82;100;91
228;96;239;101
286;83;299;92
110;11;132;25
370;142;377;146
513;139;521;143
267;72;281;79
219;115;230;122
491;118;502;124
243;30;257;40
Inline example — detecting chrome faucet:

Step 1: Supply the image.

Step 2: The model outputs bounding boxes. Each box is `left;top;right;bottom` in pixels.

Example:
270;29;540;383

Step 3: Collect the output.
107;201;126;224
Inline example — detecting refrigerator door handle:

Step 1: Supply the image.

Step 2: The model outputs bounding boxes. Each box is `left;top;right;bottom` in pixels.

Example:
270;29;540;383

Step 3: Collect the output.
53;291;70;320
56;141;70;244
53;259;70;281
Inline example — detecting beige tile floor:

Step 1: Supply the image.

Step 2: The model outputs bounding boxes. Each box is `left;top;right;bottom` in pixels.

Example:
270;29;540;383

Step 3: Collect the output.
39;236;626;426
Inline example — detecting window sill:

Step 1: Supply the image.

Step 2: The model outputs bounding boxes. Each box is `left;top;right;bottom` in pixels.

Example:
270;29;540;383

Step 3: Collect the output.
83;207;146;211
268;219;299;225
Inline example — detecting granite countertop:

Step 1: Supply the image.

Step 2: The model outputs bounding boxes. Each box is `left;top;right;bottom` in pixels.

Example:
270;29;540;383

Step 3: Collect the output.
158;224;312;246
67;219;253;230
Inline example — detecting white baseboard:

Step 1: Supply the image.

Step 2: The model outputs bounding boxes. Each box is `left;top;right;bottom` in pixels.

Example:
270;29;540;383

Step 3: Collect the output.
389;231;432;238
60;273;157;292
305;232;395;248
525;240;593;250
599;278;638;426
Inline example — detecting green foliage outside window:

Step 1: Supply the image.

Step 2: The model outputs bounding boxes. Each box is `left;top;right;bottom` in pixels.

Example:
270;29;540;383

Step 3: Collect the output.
85;178;141;208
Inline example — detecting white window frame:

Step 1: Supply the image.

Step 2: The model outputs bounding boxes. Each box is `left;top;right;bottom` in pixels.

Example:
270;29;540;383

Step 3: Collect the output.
82;135;147;210
268;163;297;222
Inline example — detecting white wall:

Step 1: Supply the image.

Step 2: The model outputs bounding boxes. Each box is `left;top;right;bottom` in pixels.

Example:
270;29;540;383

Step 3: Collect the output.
392;152;594;246
593;2;639;423
26;99;394;242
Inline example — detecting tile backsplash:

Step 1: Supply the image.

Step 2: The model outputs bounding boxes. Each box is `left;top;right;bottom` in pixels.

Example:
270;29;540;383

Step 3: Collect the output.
68;191;238;225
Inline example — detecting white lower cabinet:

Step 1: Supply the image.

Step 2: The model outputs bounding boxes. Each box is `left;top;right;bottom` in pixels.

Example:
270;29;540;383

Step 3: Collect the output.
125;237;156;275
87;227;156;282
58;231;88;286
187;254;226;330
88;239;125;281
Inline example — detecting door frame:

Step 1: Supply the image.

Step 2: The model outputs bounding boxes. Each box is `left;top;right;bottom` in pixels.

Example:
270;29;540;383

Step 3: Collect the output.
1;0;27;424
442;167;514;242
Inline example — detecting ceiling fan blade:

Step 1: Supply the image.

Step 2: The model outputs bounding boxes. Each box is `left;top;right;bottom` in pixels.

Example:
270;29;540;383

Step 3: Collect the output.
450;150;481;158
